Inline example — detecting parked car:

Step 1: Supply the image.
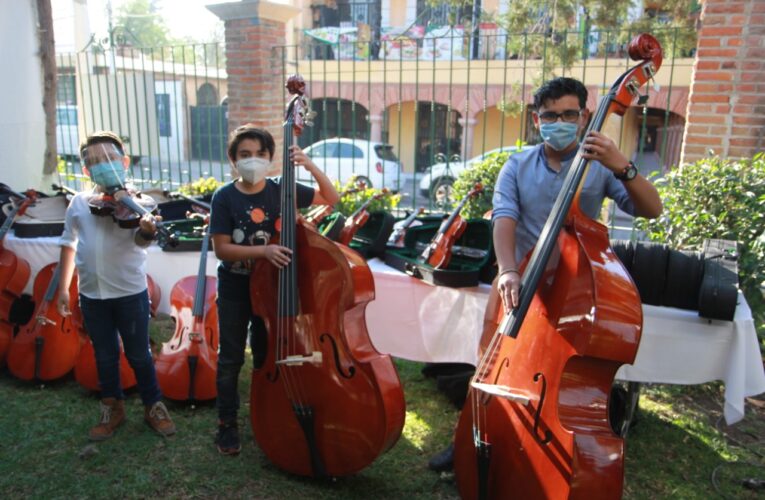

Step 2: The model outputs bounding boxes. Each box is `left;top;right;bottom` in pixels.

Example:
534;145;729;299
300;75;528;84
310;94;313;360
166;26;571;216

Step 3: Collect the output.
56;105;81;161
300;138;403;191
418;145;532;204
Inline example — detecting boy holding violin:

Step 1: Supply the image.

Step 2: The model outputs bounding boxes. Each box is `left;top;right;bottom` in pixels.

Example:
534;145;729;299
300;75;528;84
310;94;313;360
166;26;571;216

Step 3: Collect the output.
56;131;176;441
209;124;338;455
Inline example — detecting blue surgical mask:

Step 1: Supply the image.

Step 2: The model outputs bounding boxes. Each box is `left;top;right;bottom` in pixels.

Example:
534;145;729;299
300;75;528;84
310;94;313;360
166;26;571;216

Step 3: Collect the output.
539;122;579;151
89;161;126;189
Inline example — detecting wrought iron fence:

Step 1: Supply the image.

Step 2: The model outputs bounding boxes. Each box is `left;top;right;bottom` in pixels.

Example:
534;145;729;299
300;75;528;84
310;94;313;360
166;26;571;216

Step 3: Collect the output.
55;27;693;238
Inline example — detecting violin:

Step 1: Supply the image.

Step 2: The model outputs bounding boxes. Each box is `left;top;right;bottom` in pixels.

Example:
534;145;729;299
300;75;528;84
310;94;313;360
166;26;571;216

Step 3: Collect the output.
387;207;425;247
453;33;662;499
73;274;161;392
419;183;483;269
88;189;179;246
336;188;390;246
304;185;362;226
0;190;37;365
248;75;405;477
7;262;81;382
155;220;218;403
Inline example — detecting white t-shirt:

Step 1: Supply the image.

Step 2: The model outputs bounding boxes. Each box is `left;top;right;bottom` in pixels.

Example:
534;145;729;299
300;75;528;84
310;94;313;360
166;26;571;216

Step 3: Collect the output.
59;190;148;299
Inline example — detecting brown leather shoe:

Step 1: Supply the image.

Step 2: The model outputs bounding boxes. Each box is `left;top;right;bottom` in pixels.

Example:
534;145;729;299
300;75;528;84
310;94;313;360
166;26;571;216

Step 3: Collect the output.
144;401;176;436
89;398;125;441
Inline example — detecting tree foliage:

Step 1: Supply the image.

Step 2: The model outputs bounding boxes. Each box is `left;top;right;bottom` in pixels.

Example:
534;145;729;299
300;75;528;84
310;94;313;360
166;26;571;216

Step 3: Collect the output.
114;0;171;48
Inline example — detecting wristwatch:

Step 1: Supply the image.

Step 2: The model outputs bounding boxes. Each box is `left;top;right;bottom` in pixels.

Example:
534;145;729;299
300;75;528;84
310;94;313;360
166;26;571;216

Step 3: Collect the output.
614;161;638;182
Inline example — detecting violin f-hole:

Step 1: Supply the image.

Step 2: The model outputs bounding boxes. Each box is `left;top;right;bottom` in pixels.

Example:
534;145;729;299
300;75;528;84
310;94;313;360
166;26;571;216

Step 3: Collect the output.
320;333;355;379
532;373;552;445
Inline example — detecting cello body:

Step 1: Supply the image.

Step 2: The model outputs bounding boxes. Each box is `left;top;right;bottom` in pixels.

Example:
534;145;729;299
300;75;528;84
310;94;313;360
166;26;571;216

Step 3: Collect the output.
7;263;81;381
0;192;36;364
453;208;642;499
249;221;405;477
73;275;160;392
154;233;219;403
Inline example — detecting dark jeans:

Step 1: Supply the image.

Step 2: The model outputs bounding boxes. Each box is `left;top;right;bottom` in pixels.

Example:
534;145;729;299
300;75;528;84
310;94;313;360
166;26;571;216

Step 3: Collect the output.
216;295;267;423
79;289;162;405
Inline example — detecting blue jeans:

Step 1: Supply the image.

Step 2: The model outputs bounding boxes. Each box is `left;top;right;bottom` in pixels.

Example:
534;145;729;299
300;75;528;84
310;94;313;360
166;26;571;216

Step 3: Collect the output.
216;295;267;423
79;290;162;405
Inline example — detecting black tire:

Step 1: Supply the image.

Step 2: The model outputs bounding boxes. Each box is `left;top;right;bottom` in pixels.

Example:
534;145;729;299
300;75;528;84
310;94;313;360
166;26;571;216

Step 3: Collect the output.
354;175;372;189
631;242;670;306
662;249;704;310
611;239;635;274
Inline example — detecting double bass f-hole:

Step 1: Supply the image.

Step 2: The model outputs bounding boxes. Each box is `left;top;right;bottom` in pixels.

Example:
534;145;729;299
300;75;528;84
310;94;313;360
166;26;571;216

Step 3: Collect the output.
532;373;552;445
319;333;355;379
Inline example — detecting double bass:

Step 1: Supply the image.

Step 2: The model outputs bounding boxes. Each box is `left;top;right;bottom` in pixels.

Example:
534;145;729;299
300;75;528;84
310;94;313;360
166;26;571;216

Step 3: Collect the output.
419;183;482;269
7;262;81;382
155;216;219;403
0;190;36;365
248;75;405;477
453;34;662;499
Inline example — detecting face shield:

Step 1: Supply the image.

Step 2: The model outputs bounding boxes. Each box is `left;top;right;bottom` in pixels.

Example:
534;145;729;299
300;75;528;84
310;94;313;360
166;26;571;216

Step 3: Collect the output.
80;142;127;190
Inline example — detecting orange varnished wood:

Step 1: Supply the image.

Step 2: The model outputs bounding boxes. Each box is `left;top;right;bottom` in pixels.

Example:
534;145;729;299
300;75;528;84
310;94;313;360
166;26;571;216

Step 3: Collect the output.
249;221;405;476
249;75;404;477
454;212;642;499
154;275;218;402
420;183;482;269
7;263;81;381
73;275;160;392
453;34;661;499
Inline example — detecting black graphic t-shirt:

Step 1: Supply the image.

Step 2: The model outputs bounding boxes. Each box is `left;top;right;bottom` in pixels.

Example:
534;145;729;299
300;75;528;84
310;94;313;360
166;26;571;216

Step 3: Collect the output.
209;178;315;299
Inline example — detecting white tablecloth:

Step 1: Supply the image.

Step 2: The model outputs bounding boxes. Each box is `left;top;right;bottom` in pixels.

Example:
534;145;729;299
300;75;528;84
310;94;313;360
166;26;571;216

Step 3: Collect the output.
5;234;764;425
3;232;217;316
364;258;765;425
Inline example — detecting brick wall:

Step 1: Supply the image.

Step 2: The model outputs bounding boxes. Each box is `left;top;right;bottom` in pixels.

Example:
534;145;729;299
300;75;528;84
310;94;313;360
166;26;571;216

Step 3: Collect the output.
209;1;300;166
682;0;765;163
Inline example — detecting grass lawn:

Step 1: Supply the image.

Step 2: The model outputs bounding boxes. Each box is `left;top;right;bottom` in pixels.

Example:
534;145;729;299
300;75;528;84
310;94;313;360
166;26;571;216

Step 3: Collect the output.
1;316;763;499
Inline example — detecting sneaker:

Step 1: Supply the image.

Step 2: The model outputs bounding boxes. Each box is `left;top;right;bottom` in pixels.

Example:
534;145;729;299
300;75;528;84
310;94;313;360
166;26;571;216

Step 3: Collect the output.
215;420;241;455
427;443;454;472
144;401;176;436
89;398;125;441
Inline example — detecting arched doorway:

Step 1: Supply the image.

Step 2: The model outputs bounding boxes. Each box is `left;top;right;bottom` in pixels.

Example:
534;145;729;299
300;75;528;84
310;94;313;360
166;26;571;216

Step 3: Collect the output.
298;98;369;148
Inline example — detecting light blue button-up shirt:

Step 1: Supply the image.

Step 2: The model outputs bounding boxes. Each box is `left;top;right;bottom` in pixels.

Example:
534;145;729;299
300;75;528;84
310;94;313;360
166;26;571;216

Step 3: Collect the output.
492;143;635;262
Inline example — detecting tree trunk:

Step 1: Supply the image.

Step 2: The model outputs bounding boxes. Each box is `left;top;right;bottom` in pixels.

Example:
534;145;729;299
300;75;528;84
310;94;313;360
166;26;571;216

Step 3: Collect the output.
37;0;57;176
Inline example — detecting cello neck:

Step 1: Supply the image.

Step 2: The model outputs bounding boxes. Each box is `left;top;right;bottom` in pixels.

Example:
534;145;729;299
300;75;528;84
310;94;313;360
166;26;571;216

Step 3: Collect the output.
191;226;210;319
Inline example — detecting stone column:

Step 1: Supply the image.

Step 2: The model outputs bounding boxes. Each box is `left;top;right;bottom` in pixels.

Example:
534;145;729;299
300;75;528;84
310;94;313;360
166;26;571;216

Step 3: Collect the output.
369;114;384;143
459;117;477;160
681;0;765;163
208;0;300;166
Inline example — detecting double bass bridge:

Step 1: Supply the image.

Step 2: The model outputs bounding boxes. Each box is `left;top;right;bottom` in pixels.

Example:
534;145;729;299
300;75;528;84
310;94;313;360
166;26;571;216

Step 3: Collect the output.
276;351;323;366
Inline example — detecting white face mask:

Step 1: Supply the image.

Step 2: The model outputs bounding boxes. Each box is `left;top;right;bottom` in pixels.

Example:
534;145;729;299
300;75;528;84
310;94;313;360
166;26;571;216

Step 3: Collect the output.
235;156;271;184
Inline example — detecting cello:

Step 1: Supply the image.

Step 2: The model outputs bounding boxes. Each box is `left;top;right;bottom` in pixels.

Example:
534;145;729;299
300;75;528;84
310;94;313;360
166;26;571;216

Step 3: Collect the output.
248;75;405;477
154;219;218;402
336;188;389;246
0;190;36;365
304;184;362;226
7;262;81;382
453;33;662;499
73;274;161;392
419;183;482;269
